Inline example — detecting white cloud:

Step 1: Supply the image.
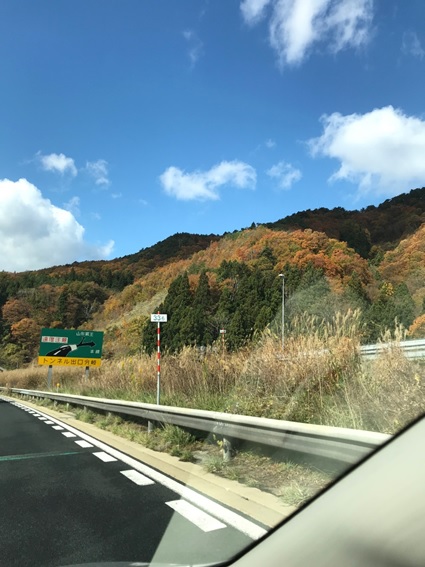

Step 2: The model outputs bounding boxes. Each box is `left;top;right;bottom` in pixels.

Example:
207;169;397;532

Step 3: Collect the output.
265;138;276;148
38;151;78;176
183;29;204;67
325;0;373;53
240;0;272;23
308;106;425;195
402;31;425;60
241;0;373;66
64;195;80;216
86;159;110;186
267;160;302;189
159;160;257;201
0;178;114;271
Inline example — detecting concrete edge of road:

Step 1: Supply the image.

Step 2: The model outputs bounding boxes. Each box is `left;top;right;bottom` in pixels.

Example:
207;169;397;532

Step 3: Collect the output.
5;395;295;528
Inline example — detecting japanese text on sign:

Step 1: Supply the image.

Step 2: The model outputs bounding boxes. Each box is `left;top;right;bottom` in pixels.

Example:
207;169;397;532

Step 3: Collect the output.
41;336;68;344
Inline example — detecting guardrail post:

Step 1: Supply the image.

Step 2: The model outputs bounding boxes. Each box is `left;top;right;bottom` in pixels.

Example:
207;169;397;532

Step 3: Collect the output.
222;437;233;462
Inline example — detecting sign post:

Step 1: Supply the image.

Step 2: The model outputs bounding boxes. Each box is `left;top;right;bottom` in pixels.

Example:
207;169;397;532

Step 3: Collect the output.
220;329;226;355
47;365;53;390
150;313;167;405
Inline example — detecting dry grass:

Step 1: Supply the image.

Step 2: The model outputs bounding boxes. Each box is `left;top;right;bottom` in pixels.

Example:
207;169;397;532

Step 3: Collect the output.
2;312;424;434
203;446;331;507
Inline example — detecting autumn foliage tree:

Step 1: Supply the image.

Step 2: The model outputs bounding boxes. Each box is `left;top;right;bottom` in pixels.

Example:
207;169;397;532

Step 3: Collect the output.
409;315;425;338
2;298;32;325
10;318;41;361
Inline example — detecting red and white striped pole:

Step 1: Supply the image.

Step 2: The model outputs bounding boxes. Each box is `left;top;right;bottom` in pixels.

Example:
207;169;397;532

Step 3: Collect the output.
156;312;161;405
150;312;167;408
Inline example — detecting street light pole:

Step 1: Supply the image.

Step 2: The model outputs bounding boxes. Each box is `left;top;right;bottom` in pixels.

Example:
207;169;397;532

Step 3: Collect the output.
278;274;285;350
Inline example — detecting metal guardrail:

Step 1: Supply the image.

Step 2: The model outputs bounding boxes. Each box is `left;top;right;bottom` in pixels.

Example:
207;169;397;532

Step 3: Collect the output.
276;339;425;362
360;338;425;360
1;387;390;466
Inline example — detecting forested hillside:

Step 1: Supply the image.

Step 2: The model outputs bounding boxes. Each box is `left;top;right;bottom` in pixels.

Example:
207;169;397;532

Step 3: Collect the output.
0;188;424;367
266;187;425;259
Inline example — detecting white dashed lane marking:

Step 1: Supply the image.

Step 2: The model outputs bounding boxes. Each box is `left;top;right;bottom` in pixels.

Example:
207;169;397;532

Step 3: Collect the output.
75;440;93;449
120;469;155;486
5;398;267;540
93;451;117;463
166;500;227;533
44;420;54;424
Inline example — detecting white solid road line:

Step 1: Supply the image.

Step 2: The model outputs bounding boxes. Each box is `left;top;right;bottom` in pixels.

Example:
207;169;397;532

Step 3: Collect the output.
120;469;155;486
93;451;117;463
11;401;267;540
166;500;226;533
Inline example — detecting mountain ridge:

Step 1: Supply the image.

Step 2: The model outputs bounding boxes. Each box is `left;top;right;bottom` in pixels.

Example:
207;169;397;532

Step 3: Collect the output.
0;187;424;365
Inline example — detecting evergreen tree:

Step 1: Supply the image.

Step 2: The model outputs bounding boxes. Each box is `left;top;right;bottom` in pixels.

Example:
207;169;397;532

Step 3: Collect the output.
342;271;370;311
365;282;416;341
340;220;371;258
227;310;248;350
56;287;70;326
393;283;416;329
285;268;333;328
191;272;214;345
257;246;276;271
193;271;212;311
254;305;273;331
143;272;193;352
216;287;234;329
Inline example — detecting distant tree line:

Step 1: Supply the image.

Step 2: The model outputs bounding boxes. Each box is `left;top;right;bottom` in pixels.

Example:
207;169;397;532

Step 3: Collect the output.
266;187;425;259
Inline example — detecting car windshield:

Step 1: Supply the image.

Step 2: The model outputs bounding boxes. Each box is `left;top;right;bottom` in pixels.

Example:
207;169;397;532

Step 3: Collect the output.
0;1;425;566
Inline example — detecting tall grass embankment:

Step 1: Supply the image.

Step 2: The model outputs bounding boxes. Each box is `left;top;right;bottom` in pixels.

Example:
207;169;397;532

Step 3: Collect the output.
2;313;424;435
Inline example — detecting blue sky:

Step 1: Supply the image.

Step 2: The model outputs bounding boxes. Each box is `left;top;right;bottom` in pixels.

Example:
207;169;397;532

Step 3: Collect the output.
1;0;424;271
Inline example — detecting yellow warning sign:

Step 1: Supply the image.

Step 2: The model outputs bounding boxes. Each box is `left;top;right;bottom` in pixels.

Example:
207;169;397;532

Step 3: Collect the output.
38;356;102;367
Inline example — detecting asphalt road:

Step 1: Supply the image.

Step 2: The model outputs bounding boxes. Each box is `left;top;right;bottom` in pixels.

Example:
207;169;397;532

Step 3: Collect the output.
0;398;262;567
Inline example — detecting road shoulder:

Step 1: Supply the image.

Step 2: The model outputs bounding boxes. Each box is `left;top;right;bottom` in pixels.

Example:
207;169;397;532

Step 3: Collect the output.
6;396;294;528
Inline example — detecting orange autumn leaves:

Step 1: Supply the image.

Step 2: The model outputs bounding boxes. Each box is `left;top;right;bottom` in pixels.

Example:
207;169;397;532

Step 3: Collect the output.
99;226;372;321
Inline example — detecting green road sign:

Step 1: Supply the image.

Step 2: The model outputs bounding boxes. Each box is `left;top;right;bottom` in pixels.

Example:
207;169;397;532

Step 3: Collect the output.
38;328;104;367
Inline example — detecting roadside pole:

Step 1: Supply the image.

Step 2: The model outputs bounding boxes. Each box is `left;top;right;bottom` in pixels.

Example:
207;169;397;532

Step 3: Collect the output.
47;365;53;389
149;312;167;432
220;329;226;356
156;318;161;404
